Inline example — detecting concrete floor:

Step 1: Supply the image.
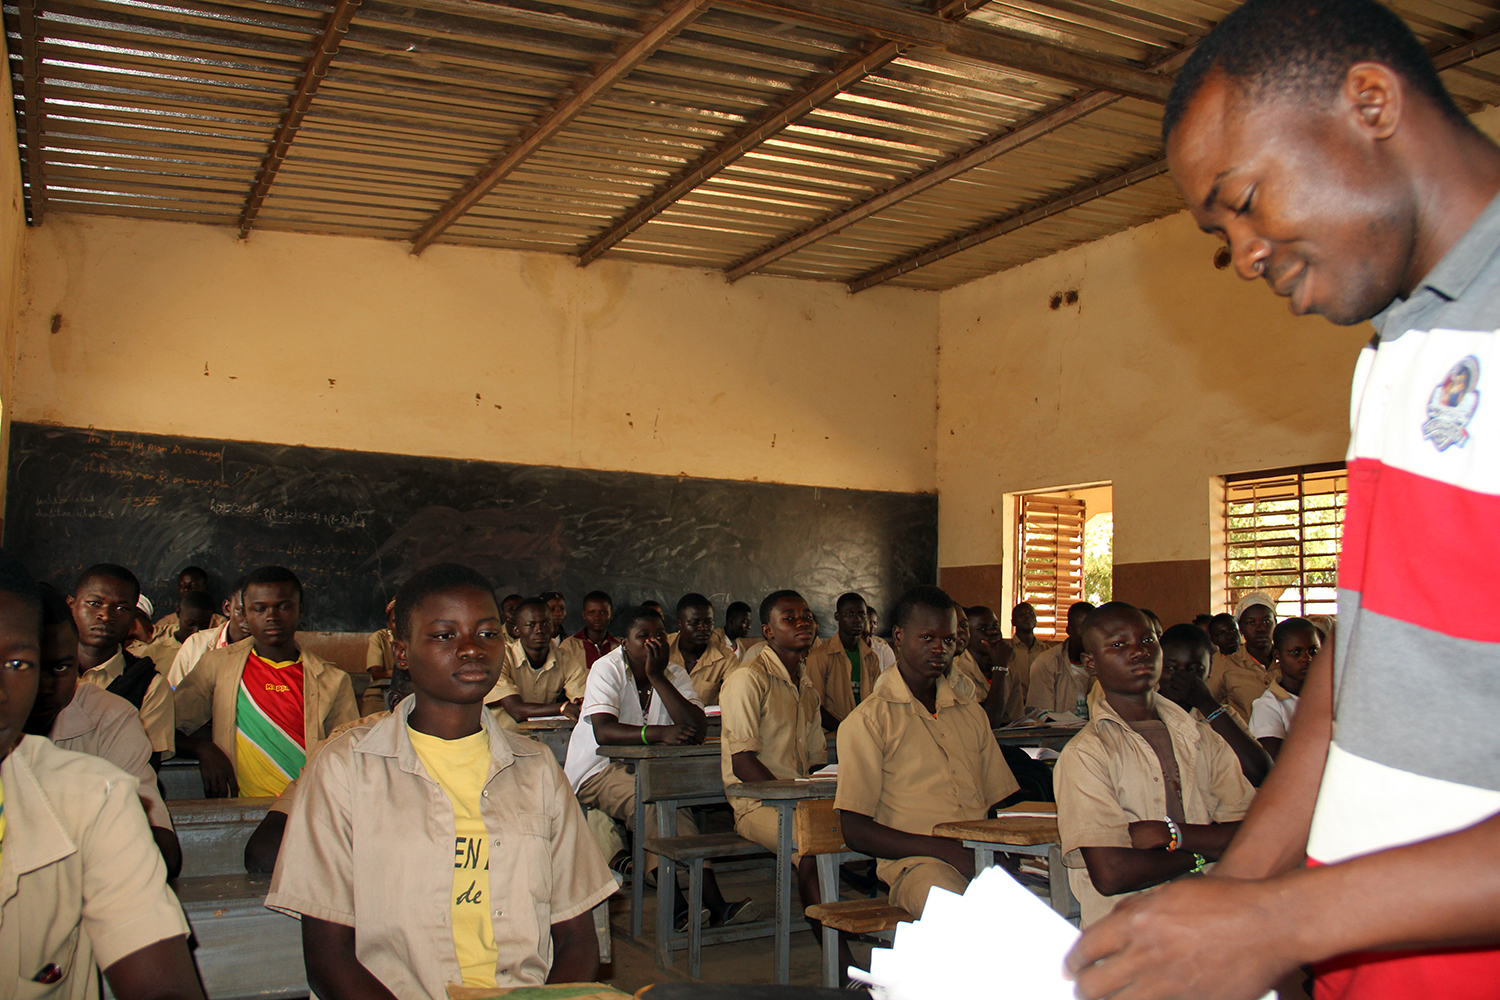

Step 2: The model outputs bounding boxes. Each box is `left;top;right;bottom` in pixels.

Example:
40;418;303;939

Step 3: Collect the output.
600;867;878;995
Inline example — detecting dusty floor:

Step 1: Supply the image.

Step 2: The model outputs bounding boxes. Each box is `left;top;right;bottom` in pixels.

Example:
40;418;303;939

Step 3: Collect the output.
600;866;878;995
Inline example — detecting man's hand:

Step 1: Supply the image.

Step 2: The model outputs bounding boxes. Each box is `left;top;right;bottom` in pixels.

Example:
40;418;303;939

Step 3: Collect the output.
658;723;700;745
1158;669;1217;716
643;636;670;678
1066;875;1297;1000
1129;820;1173;851
197;741;238;798
560;699;582;722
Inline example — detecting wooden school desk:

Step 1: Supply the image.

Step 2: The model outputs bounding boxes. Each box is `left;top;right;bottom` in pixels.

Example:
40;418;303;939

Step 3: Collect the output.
931;802;1078;918
991;724;1082;752
724;778;839;985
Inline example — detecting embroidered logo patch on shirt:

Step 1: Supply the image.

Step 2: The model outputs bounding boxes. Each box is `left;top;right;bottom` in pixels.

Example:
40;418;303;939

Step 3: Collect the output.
1422;355;1481;451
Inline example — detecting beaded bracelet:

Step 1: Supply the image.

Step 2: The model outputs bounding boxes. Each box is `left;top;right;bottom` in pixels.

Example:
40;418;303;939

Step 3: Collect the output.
1163;816;1182;852
1204;705;1228;724
1190;853;1208;874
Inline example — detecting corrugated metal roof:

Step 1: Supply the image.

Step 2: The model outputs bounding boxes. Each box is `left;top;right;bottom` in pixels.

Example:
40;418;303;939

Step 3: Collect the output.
8;0;1500;291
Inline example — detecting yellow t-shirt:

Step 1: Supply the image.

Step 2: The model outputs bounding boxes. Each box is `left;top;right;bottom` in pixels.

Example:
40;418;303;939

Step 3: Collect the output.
407;726;497;988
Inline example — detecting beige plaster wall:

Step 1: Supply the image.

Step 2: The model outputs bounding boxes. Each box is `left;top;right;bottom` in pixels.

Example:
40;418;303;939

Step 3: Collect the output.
936;209;1372;599
15;215;939;494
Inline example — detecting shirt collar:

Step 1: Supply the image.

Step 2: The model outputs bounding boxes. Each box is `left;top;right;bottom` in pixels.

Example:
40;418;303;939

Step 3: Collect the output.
753;645;807;690
48;686;97;742
1;737;78;880
1088;688;1197;739
356;696;539;780
1375;188;1500;332
83;649;125;683
873;663;966;710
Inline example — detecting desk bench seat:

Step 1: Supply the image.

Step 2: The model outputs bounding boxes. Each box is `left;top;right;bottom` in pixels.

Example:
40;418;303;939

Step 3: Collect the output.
645;832;774;977
805;899;911;935
172;874;303;1000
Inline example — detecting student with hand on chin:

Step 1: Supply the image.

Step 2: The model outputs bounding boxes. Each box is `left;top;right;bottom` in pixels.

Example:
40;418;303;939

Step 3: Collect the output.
267;563;614;999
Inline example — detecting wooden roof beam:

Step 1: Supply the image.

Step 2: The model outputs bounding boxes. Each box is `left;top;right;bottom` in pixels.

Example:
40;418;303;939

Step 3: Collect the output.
718;0;1173;102
410;0;711;255
847;157;1168;292
237;0;362;239
575;0;976;266
16;0;48;223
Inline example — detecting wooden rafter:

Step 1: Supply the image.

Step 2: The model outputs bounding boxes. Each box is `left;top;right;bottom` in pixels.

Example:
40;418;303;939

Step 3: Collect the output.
575;0;976;266
16;0;47;223
847;157;1168;291
718;0;1173;102
237;0;362;239
410;0;711;254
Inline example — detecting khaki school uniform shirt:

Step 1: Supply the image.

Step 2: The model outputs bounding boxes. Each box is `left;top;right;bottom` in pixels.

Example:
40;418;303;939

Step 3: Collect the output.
49;683;173;831
805;634;883;723
1055;693;1256;927
1;737;189;1000
365;629;396;678
486;647;588;729
1207;646;1258;704
949;651;991;702
708;627;750;662
835;669;1018;887
719;646;826;819
152;611;226;641
669;640;740;706
265;700;615;998
1222;655;1281;724
172;637;358;778
80;649;175;757
1005;636;1053;718
1026;642;1088;714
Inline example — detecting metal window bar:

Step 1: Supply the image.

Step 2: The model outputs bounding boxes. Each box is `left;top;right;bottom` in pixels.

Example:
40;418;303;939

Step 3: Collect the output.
1016;494;1086;640
1222;463;1347;617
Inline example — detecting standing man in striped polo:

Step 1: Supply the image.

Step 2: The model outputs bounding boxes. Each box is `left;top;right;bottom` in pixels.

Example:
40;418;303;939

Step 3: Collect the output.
1066;2;1500;998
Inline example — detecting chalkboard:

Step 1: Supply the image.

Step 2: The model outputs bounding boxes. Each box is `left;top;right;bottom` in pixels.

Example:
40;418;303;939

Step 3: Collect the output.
4;423;938;634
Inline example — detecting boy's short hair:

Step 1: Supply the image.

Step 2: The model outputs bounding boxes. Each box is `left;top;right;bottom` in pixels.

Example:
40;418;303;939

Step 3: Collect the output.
180;590;216;614
582;590;612;606
73;563;140;599
539;590;564;603
889;585;955;631
0;550;42;630
502;593;524;604
676;592;711;615
835;592;866;612
967;605;994;619
228;574;248;598
759;589;804;625
726;600;751;616
1273;617;1318;649
392;563;494;641
180;565;209;580
1159;623;1214;659
1080;601;1143;643
513;597;551;618
1162;0;1465;143
242;565;303;601
619;605;665;633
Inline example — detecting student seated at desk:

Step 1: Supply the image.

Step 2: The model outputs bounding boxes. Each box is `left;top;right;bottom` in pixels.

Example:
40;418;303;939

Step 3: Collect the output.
540;590;567;647
948;606;1011;725
167;577;249;688
1027;601;1096;716
486;598;586;729
1154;624;1272;787
152;565;224;639
864;604;897;673
1003;601;1051;716
244;668;415;873
173;565;358;798
564;606;757;929
835;586;1020;917
26;583;184;878
362;599;398;716
669;593;740;706
1055;603;1256;927
0;552;204;1000
712;600;756;662
556;590;620;671
70;563;177;765
138;590;214;686
805;592;883;731
1248;617;1319;759
267;563;614;999
720;591;843;964
1211;592;1280;720
126;601;156;652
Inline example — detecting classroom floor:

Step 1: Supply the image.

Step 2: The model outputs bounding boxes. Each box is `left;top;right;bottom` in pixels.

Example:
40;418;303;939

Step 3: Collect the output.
603;866;878;994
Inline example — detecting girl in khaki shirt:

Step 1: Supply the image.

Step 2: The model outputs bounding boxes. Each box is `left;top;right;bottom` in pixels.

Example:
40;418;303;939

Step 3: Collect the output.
266;563;614;1000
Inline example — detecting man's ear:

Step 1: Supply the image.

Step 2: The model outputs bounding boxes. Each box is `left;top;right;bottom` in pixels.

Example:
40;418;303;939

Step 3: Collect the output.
66;594;76;611
1081;651;1095;673
1345;62;1402;140
891;626;904;648
392;637;407;668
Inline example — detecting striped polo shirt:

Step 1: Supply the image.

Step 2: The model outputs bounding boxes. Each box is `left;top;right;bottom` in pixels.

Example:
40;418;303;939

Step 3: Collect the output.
1307;192;1500;997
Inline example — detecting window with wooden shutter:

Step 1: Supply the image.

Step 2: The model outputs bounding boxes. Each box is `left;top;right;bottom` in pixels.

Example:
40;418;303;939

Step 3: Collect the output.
1016;495;1086;639
1223;462;1347;617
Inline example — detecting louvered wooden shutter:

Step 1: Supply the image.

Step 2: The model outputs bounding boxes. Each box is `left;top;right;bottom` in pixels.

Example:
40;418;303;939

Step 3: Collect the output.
1223;463;1347;617
1017;495;1086;639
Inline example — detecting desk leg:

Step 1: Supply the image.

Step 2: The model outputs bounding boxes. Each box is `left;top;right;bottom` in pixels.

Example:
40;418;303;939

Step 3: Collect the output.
631;770;646;940
1047;843;1076;919
775;802;795;986
655;798;681;969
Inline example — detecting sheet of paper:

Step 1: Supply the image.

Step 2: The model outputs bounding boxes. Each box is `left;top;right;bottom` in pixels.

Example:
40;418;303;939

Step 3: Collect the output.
795;763;839;781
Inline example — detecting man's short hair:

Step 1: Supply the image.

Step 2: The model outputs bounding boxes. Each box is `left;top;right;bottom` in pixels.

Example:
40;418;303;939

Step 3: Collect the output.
583;590;612;606
1080;601;1142;639
726;601;751;617
393;563;494;641
967;605;995;619
514;597;551;618
759;589;804;625
180;565;209;579
676;592;712;615
180;590;216;614
539;590;564;603
73;563;140;599
1163;0;1465;142
1160;623;1214;659
890;585;955;631
242;565;303;601
835;592;866;612
620;605;664;632
502;593;524;605
1273;617;1318;649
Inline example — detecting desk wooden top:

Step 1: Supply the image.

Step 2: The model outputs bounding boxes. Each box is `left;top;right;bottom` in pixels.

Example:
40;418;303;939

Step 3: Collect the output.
993;725;1082;740
595;741;721;760
448;983;629;999
725;778;837;801
932;814;1059;846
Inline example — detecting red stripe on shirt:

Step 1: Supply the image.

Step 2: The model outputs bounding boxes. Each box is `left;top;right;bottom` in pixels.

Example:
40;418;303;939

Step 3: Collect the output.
241;651;306;749
1338;458;1500;642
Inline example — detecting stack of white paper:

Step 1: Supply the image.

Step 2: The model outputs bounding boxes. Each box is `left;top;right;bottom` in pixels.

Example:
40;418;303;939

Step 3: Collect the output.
852;865;1078;999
